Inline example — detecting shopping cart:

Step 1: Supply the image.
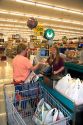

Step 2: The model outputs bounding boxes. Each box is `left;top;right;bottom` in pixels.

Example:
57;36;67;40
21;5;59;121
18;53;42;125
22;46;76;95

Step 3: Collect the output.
4;82;71;125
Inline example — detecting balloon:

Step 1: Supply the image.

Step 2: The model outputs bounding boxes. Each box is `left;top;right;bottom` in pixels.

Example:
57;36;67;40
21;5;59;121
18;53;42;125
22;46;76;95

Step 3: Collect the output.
44;29;55;40
62;36;67;43
27;17;38;29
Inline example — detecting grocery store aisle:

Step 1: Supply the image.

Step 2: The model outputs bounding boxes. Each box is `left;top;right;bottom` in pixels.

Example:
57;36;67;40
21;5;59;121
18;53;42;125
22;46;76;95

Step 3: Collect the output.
0;58;13;83
0;58;13;125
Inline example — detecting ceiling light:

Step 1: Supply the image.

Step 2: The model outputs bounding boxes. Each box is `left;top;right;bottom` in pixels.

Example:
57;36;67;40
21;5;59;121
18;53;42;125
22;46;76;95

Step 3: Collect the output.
0;22;83;32
0;113;6;116
0;18;25;24
0;24;27;28
0;27;83;36
55;29;83;34
16;0;83;16
0;9;83;26
16;0;35;5
44;23;83;31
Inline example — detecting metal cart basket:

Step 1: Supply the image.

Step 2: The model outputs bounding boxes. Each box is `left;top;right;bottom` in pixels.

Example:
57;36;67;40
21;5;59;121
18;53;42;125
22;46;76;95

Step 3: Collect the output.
4;82;71;125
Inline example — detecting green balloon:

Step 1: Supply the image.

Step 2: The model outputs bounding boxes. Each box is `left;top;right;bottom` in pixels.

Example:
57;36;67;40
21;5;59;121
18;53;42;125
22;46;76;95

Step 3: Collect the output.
44;29;55;40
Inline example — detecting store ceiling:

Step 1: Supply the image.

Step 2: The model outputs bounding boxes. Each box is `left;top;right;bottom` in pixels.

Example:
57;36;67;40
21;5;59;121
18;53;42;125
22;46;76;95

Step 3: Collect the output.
0;0;83;40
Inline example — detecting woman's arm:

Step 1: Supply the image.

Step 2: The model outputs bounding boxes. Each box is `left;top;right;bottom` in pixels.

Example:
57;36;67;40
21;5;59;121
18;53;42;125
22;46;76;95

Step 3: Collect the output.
53;66;64;75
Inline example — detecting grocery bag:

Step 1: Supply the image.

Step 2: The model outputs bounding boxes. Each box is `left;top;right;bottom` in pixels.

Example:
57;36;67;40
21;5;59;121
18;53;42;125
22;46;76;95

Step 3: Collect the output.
33;98;66;125
68;78;83;105
55;74;71;94
32;98;52;125
53;110;66;125
44;108;58;124
65;78;76;96
24;71;39;84
44;108;65;125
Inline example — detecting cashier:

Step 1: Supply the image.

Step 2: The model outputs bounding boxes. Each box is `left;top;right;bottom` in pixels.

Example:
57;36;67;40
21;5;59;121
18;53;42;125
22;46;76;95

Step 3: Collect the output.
47;45;65;76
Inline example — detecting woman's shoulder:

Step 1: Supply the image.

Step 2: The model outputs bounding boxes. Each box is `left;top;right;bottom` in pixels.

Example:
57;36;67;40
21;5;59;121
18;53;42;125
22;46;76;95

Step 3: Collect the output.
60;53;66;61
59;56;65;63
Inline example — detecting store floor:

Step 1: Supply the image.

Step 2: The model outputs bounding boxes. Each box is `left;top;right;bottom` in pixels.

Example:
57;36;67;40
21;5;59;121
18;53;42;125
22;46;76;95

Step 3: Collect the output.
0;58;13;125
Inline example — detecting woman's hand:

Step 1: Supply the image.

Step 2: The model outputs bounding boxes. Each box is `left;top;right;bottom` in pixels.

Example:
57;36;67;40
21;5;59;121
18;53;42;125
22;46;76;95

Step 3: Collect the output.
53;71;58;75
53;66;64;75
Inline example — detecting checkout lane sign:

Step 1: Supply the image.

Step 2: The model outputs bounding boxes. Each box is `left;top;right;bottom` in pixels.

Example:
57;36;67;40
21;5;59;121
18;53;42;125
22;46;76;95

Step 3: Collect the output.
34;24;44;36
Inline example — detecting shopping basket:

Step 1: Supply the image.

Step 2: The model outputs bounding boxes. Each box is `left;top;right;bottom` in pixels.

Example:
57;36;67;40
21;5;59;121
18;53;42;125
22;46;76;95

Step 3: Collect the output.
4;82;71;125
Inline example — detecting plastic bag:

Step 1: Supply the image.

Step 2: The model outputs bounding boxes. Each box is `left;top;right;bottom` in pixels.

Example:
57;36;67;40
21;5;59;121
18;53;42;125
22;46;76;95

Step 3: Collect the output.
55;74;71;94
68;78;83;105
24;71;39;83
44;108;58;124
53;110;65;122
44;108;65;125
65;78;76;96
33;98;65;125
33;98;52;125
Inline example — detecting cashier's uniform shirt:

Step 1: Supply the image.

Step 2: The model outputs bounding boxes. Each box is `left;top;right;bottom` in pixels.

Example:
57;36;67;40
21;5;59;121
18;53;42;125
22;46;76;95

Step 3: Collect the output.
52;57;64;72
13;55;32;82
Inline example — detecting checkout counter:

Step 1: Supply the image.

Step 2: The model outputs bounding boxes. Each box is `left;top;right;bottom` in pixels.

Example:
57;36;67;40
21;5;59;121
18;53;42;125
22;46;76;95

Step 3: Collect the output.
64;62;83;80
37;60;83;125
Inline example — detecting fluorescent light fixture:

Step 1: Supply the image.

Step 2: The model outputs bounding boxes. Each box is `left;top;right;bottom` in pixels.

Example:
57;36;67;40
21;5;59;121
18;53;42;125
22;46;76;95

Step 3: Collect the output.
0;24;27;29
0;25;31;30
0;9;83;26
44;23;83;31
0;18;25;24
0;9;34;17
16;0;83;16
0;22;83;32
0;27;83;36
0;113;6;116
0;27;27;31
16;0;35;5
36;3;53;9
54;29;83;34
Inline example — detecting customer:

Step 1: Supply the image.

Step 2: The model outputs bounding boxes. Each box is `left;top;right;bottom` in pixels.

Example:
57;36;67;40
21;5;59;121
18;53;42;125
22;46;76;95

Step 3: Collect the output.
12;43;42;113
13;43;41;83
47;45;65;76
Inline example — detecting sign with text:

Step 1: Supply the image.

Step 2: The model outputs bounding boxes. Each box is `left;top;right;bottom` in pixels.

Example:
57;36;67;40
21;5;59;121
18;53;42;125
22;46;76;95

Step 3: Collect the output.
34;25;44;36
